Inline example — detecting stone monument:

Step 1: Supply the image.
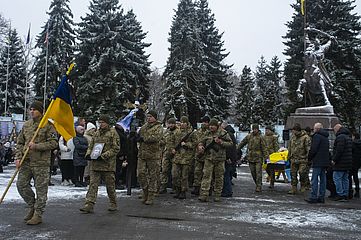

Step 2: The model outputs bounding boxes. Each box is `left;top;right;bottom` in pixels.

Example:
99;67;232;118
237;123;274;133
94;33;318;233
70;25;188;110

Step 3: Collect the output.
286;28;339;130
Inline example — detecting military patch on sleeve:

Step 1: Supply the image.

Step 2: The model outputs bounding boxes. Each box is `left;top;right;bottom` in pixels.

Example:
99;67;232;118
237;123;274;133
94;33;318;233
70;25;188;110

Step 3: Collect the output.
50;132;57;138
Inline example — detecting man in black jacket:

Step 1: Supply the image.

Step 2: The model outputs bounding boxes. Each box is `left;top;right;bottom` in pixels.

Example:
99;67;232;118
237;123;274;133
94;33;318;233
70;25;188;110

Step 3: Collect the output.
305;123;330;203
332;124;353;201
349;132;361;198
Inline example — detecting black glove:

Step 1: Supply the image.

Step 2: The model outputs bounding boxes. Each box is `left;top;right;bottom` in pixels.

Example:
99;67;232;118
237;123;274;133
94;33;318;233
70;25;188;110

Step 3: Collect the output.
96;156;103;161
85;155;91;161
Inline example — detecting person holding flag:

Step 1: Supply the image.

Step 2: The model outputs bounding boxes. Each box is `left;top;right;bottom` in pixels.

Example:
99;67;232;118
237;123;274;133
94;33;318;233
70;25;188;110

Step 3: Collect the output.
11;64;76;225
15;100;58;225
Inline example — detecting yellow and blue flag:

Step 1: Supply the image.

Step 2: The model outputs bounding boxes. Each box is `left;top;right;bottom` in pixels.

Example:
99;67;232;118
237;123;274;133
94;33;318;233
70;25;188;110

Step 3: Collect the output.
39;64;76;141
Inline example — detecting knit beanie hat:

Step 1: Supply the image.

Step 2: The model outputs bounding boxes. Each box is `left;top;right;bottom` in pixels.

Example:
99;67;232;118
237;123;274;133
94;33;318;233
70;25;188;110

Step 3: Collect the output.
252;124;259;130
147;110;158;119
180;116;189;123
209;118;219;127
167;118;176;124
30;101;44;113
98;114;110;124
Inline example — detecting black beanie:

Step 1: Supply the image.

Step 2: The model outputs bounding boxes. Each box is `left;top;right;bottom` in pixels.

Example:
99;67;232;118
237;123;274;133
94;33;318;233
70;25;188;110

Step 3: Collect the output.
30;101;44;113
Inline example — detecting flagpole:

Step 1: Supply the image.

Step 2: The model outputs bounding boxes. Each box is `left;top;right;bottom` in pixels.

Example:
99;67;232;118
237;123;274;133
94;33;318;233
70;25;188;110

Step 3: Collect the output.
43;23;49;111
303;0;307;52
4;23;11;116
24;23;31;120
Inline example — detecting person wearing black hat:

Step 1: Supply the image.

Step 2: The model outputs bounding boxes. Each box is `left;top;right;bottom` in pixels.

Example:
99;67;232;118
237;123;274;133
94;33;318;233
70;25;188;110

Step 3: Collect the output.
80;114;120;213
237;123;268;192
137;110;163;205
15;101;58;225
191;116;211;195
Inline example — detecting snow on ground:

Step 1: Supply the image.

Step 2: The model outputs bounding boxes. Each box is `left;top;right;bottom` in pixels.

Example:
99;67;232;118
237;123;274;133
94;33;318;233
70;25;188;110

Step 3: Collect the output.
0;164;135;203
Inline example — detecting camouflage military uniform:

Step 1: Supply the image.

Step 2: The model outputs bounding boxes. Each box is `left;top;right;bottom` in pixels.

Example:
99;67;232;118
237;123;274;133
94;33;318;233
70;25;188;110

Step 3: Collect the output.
84;126;120;208
159;127;177;192
199;128;232;201
264;131;279;187
16;118;58;217
172;126;194;195
238;132;268;190
288;130;311;192
192;126;208;189
137;121;163;202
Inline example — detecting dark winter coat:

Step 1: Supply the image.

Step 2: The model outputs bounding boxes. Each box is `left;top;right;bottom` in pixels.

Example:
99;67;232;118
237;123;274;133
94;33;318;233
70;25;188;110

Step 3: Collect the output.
332;127;352;171
308;129;330;168
73;133;88;167
352;139;361;170
224;125;238;165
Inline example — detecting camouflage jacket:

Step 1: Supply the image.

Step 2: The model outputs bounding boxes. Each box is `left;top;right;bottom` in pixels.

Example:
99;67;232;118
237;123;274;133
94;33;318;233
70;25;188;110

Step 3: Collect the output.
87;126;120;172
288;130;311;163
264;132;279;156
193;127;209;162
173;126;194;165
16;118;58;167
200;128;232;162
138;121;163;161
160;127;178;159
238;132;268;163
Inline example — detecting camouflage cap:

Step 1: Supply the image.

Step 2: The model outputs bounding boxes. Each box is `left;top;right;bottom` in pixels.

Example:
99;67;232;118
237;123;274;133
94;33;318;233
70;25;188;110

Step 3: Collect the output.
167;118;176;124
180;116;189;123
98;114;110;124
251;124;259;130
209;118;219;127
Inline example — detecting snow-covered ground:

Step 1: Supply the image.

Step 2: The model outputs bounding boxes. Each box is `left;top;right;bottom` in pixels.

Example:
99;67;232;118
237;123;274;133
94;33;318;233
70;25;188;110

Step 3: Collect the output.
0;164;134;203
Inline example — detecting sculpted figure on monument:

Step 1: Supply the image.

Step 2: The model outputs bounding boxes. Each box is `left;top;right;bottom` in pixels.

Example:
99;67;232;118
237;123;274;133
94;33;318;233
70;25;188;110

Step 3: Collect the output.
296;28;335;107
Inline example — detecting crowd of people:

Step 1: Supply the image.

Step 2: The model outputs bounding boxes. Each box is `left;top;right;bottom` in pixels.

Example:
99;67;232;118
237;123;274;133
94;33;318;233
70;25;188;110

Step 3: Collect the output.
7;100;361;225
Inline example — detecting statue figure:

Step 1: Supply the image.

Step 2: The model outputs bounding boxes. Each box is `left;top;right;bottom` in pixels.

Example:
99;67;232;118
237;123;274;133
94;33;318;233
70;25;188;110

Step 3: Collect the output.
296;28;335;107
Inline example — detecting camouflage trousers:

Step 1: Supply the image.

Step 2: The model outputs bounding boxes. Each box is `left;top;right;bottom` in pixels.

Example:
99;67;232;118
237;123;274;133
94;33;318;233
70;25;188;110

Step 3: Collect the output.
137;158;159;193
290;161;308;188
160;155;173;190
172;163;189;192
86;170;116;205
200;160;225;198
17;164;49;214
249;161;263;188
193;159;205;187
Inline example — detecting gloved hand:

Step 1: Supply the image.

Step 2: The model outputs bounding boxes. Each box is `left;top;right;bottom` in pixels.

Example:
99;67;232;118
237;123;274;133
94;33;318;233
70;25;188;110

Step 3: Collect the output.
96;156;103;161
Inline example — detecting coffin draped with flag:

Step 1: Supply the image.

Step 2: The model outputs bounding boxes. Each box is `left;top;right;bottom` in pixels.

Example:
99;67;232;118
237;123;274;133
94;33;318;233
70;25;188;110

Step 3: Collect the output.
38;65;75;141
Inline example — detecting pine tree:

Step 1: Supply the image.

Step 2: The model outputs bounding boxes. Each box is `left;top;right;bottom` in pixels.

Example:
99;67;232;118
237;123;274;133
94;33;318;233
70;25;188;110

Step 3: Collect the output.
196;0;232;119
235;66;254;130
267;56;284;124
32;0;75;103
0;29;26;115
284;0;361;127
75;0;150;121
162;0;205;124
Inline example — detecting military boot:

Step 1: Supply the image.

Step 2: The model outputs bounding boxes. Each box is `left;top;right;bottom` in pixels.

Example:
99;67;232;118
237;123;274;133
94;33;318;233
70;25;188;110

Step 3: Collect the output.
214;195;221;202
108;202;118;212
24;208;34;222
145;192;155;205
288;186;297;195
26;211;42;225
141;189;148;204
178;191;186;200
255;186;262;192
173;188;180;199
79;203;94;214
191;186;200;196
354;190;360;198
159;187;167;194
300;185;307;193
198;195;209;202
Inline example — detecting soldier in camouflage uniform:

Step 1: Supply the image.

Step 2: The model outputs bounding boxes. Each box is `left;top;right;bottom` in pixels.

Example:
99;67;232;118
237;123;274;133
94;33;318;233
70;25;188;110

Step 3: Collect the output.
172;116;194;199
137;110;163;205
191;116;210;195
80;115;120;213
159;118;177;194
198;119;232;202
264;126;279;188
287;123;311;194
16;101;58;225
238;124;268;192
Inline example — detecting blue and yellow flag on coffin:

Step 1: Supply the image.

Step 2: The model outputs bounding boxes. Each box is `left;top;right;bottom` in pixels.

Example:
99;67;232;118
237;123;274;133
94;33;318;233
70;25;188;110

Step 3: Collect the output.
38;64;76;141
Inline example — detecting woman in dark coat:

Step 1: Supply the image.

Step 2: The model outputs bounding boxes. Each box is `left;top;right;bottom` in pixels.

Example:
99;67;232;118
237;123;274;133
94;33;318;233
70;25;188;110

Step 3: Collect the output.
73;126;89;187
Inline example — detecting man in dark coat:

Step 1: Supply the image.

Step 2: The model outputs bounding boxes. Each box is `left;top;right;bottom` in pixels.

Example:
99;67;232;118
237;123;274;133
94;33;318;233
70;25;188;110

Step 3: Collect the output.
332;124;353;201
349;132;361;198
305;123;330;203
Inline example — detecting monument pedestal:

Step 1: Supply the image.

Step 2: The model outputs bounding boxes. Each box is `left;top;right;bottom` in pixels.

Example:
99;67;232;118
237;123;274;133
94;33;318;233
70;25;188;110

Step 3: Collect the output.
285;105;339;130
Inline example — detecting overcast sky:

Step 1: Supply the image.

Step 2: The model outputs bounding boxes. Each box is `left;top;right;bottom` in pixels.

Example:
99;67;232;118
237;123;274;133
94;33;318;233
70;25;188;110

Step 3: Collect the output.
1;0;361;73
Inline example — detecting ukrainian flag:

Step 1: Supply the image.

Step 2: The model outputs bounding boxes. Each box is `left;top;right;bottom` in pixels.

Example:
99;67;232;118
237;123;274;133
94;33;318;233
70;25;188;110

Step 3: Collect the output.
38;64;76;141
